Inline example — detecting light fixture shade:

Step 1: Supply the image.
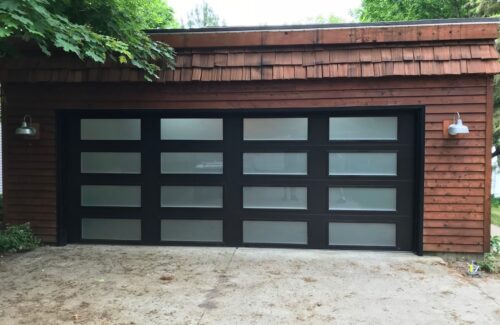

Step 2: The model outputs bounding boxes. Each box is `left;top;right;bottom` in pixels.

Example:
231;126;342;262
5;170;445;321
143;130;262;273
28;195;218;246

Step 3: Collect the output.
448;113;469;135
15;115;37;136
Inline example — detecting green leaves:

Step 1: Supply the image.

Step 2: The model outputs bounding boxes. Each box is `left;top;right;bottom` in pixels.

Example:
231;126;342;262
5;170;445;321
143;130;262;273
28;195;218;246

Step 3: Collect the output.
0;223;41;253
0;0;176;80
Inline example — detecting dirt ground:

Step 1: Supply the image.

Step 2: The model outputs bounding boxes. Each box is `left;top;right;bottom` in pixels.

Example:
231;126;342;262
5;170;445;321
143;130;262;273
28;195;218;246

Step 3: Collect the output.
1;245;500;325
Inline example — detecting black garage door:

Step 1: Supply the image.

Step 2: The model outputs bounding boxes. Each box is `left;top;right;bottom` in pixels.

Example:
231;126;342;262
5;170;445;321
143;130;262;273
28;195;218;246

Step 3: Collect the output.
63;109;417;250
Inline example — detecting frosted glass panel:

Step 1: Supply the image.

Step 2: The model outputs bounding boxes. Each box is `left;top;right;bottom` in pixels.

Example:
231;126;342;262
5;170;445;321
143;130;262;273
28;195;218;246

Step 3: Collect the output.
81;152;141;174
329;222;396;246
161;219;222;242
243;118;308;140
243;187;307;209
329;187;396;211
82;218;141;240
330;117;397;140
243;153;307;175
243;221;307;244
161;152;223;174
161;118;222;140
81;185;141;207
80;119;141;140
329;153;397;176
161;186;223;208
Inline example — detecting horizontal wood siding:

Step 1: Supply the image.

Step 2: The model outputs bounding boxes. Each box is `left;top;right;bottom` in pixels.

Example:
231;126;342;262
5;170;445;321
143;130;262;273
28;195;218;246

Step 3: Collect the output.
2;75;491;252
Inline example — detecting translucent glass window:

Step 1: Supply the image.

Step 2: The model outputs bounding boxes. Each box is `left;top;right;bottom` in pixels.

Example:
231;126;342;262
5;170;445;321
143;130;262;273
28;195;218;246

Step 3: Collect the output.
243;187;307;209
161;186;223;208
161;118;223;140
329;187;396;211
243;221;307;244
243;118;308;140
243;153;307;175
329;152;397;176
81;185;141;207
329;222;396;246
80;119;141;140
81;218;141;240
329;117;397;140
161;152;223;174
161;219;223;242
81;152;141;174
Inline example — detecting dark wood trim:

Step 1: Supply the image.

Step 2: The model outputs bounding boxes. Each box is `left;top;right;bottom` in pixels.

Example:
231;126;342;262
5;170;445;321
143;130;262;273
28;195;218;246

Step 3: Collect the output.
484;76;493;252
415;107;425;256
56;111;67;245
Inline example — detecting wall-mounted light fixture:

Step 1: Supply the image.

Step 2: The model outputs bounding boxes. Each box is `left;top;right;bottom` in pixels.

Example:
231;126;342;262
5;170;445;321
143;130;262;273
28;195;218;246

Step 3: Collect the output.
443;112;469;138
448;112;469;136
15;115;38;137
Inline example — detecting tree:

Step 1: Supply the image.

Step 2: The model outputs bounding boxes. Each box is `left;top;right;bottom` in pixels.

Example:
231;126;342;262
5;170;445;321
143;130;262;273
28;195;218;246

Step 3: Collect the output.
356;0;473;22
357;0;500;157
297;14;344;24
0;0;177;80
184;1;225;28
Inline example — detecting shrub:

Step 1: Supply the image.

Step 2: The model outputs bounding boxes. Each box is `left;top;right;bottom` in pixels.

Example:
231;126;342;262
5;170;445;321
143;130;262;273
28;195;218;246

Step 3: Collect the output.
0;223;41;253
479;236;500;273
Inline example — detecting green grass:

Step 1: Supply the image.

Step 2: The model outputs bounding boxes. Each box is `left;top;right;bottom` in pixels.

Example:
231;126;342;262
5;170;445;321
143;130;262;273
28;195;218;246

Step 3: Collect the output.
492;205;500;227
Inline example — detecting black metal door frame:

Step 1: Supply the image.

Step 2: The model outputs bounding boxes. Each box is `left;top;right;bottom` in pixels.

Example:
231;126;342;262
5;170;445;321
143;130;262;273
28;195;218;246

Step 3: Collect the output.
57;106;424;252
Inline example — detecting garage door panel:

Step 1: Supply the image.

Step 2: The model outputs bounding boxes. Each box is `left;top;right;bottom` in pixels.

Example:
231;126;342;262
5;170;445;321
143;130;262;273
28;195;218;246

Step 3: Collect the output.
161;118;223;140
66;109;417;250
79;175;144;184
81;218;142;241
243;220;308;245
161;219;223;243
329;116;398;141
328;222;397;247
161;152;223;174
80;118;141;141
243;117;308;141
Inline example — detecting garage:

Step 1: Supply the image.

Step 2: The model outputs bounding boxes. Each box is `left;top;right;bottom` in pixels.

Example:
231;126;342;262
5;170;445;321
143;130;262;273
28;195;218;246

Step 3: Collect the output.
1;20;499;254
62;109;417;250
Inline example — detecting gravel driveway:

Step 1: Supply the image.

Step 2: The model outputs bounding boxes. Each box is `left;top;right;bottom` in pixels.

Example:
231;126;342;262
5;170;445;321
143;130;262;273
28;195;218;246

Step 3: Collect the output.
1;245;499;324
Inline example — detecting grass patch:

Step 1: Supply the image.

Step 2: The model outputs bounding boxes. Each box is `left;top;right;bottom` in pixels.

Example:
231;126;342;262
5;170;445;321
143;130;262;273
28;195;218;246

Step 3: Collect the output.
491;205;500;226
491;196;500;226
0;223;41;253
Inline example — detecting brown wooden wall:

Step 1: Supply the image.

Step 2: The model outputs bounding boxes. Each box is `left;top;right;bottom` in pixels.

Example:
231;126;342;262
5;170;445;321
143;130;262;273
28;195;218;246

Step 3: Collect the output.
1;75;492;253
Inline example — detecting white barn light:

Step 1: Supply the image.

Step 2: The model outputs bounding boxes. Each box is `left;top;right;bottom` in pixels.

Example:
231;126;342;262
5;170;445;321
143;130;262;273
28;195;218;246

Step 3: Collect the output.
448;112;469;136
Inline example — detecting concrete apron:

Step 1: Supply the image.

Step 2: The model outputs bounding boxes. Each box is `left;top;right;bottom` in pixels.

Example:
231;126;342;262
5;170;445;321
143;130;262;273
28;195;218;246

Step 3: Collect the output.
0;245;499;324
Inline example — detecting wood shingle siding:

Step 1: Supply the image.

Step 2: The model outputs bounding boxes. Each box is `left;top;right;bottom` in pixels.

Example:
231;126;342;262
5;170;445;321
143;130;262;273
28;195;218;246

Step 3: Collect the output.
0;44;499;83
1;75;492;252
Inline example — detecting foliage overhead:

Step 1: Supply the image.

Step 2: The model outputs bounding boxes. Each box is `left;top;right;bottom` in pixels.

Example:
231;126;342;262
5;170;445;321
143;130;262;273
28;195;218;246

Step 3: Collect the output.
356;0;474;22
0;0;177;80
183;1;225;28
297;14;344;25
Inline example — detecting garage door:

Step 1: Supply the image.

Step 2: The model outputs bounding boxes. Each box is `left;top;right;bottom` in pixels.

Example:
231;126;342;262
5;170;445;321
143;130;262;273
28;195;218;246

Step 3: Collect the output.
64;109;416;250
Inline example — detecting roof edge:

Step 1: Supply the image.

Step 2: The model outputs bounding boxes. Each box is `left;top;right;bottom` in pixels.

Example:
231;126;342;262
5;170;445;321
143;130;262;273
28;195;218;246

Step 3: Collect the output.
149;19;500;49
147;18;500;34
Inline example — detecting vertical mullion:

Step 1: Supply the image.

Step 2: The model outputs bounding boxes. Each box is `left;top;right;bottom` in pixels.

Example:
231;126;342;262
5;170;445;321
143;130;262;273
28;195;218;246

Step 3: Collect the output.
141;114;161;244
308;113;328;248
224;116;242;245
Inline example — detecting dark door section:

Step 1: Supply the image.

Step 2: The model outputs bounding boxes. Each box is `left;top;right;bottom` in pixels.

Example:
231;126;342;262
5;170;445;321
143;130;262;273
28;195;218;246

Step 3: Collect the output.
63;108;419;251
